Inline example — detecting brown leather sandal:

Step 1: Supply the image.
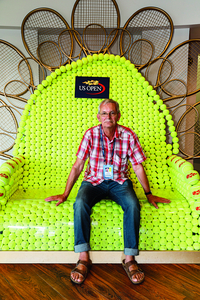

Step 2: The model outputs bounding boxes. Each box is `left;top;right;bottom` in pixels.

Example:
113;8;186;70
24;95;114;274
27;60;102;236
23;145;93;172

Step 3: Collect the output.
122;259;145;285
70;259;92;285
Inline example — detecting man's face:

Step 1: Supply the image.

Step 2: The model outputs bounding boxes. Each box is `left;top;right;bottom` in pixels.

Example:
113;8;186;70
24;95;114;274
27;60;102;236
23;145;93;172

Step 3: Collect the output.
97;103;121;130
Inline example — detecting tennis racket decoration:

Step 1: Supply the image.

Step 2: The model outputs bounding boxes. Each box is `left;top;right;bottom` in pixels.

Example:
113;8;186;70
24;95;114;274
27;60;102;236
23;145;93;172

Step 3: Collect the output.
0;105;19;135
0;3;199;162
128;39;154;69
21;8;71;71
4;80;31;110
59;29;86;61
37;41;63;71
174;104;199;135
178;131;200;159
0;99;20;158
71;0;120;51
160;79;188;109
0;40;33;97
158;39;200;97
82;24;107;54
145;57;172;88
122;7;173;64
0;133;15;154
106;28;131;56
0;152;13;160
18;57;45;89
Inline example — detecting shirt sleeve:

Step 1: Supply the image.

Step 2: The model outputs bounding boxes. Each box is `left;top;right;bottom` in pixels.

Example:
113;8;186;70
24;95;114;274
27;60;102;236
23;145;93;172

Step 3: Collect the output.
76;129;91;161
128;131;147;165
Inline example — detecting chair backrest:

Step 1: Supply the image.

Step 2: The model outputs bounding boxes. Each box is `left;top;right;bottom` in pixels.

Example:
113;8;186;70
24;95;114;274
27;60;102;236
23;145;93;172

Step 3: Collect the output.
13;54;178;191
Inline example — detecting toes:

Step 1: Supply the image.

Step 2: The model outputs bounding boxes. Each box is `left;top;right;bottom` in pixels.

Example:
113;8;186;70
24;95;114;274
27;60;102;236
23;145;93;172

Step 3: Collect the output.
132;272;144;283
71;272;83;283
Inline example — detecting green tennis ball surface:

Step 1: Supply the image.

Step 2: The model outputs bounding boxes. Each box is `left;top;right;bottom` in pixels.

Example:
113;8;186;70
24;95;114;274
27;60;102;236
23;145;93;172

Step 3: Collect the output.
0;186;6;198
190;183;200;199
180;161;194;174
185;170;200;185
0;163;15;175
0;172;10;186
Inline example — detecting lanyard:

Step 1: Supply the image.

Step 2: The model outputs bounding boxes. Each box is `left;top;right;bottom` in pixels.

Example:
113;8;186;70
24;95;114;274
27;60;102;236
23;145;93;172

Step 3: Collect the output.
100;125;116;164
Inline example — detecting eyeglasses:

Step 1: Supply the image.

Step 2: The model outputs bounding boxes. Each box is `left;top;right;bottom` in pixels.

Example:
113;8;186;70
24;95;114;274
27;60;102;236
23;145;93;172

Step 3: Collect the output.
100;111;117;117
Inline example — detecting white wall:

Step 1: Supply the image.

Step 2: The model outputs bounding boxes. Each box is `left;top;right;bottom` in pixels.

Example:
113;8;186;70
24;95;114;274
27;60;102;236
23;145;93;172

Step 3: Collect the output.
0;0;200;28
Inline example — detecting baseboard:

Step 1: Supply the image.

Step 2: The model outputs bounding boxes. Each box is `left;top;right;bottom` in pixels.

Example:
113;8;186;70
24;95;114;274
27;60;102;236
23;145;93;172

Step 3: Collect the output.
0;251;200;264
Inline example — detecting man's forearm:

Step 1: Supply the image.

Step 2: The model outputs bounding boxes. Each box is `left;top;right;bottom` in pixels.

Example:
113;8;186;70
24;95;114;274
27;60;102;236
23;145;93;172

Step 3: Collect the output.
132;164;151;193
63;158;85;200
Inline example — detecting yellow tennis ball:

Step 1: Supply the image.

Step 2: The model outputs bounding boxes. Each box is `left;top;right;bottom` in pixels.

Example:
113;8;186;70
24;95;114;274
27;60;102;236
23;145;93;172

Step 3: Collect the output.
179;161;194;174
60;66;66;72
0;186;6;199
190;183;200;199
0;162;15;175
0;172;10;186
185;170;200;185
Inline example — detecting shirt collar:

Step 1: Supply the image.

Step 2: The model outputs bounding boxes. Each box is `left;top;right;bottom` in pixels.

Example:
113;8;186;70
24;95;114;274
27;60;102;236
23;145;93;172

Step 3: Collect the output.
100;124;120;142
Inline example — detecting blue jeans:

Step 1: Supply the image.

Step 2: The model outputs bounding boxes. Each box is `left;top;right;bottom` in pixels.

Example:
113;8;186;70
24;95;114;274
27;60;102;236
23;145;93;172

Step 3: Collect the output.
73;179;141;256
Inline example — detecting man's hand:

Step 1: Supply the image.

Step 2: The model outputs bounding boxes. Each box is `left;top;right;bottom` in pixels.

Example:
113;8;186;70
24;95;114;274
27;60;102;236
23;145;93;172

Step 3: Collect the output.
146;194;171;209
45;194;66;206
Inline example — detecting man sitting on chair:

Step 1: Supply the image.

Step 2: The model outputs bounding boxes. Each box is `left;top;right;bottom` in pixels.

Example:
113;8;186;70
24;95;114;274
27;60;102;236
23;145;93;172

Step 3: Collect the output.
45;99;170;285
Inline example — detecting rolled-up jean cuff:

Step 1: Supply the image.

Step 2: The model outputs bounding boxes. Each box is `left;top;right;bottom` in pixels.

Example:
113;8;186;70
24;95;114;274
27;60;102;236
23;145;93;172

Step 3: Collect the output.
74;243;91;253
124;248;139;256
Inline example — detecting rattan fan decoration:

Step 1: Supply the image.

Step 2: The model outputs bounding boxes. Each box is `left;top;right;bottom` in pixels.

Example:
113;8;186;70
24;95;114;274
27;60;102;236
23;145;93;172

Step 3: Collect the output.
0;40;33;97
122;7;173;65
21;8;72;70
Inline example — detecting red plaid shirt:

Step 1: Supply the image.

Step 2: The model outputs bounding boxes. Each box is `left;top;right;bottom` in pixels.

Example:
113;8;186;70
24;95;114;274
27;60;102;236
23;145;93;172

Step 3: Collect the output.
76;124;146;185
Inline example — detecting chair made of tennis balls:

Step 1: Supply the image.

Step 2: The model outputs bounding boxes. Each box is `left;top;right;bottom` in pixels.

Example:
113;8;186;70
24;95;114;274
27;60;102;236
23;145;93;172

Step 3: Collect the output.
0;54;199;252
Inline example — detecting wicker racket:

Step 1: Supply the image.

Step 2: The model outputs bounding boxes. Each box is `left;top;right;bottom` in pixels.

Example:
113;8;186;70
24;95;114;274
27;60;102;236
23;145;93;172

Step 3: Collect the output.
128;39;154;69
161;79;188;109
82;24;107;54
106;28;131;56
0;152;13;160
18;57;45;90
122;7;173;65
71;0;120;52
21;8;71;70
174;104;199;135
0;133;15;153
144;57;172;89
158;39;200;97
4;80;31;110
59;29;85;61
0;104;19;135
178;131;200;159
37;41;63;71
0;39;33;97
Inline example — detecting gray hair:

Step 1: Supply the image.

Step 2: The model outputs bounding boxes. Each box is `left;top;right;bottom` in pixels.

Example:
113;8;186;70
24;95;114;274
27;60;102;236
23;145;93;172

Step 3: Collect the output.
98;99;120;114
